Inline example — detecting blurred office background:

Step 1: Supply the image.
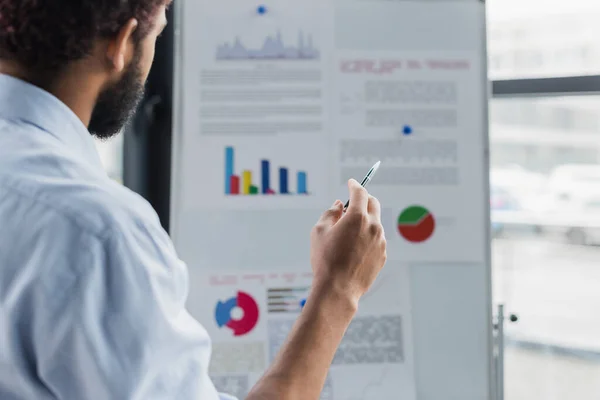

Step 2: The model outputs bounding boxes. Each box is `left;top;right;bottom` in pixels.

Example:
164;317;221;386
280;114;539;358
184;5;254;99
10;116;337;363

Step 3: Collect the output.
96;0;600;398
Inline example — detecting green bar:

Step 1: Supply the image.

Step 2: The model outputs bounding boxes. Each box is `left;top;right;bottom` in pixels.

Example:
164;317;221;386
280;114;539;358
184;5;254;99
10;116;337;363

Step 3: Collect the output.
249;185;259;195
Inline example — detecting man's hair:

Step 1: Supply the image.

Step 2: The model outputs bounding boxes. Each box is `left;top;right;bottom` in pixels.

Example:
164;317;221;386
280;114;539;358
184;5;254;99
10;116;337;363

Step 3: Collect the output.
0;1;167;73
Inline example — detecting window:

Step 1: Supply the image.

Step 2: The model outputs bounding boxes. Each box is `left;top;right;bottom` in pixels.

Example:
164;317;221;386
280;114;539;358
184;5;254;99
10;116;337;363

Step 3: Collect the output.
488;1;600;398
491;97;600;399
493;97;600;132
487;0;600;80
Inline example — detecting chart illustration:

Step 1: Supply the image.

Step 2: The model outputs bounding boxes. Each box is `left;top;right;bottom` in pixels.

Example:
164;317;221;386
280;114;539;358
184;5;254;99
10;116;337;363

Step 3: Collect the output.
267;287;309;314
216;30;320;60
224;146;310;196
215;291;260;336
397;206;435;243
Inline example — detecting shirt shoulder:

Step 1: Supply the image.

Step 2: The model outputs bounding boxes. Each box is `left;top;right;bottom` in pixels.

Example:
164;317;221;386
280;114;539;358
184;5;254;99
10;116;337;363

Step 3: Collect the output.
1;159;160;244
0;127;179;306
10;181;163;253
0;146;176;297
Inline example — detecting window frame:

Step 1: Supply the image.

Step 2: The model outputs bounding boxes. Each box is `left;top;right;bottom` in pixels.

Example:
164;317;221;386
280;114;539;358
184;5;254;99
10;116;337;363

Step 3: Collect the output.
492;75;600;97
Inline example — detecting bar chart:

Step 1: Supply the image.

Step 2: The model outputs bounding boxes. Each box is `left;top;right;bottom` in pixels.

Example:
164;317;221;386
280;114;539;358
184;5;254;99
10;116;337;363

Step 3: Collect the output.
224;146;310;196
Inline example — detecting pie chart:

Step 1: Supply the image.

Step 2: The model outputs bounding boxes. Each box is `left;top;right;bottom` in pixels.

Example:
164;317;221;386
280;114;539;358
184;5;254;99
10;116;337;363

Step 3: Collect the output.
215;291;260;336
397;205;435;243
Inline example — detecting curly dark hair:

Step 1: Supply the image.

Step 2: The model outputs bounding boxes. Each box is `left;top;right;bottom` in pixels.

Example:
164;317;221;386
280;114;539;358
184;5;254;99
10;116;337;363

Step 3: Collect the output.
0;1;168;73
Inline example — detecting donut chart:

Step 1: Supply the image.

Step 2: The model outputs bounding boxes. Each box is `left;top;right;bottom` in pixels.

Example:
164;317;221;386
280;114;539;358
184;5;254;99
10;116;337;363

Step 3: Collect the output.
215;291;259;336
397;205;435;243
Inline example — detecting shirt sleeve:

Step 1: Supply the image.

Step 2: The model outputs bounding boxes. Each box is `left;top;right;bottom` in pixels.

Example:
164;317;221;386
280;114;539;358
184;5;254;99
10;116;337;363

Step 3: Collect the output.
34;217;237;400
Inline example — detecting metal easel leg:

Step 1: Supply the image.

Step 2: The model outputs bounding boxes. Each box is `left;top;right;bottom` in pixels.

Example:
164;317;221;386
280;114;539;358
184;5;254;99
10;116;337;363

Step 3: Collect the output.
495;304;505;400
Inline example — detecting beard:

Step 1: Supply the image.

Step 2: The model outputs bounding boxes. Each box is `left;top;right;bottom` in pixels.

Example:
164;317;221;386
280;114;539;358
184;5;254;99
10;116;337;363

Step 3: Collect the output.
88;51;145;140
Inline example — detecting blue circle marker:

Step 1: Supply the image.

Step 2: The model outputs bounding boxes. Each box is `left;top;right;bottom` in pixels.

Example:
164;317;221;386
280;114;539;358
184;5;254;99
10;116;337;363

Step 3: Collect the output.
402;125;413;135
257;5;267;14
300;298;307;309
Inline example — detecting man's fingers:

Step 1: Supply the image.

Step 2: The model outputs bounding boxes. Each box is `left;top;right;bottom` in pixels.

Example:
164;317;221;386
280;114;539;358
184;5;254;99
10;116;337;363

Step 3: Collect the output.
318;200;344;227
346;179;369;214
367;195;382;223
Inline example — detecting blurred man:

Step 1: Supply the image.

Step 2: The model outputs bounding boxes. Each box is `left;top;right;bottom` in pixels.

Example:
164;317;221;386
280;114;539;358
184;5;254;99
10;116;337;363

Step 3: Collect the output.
0;2;387;399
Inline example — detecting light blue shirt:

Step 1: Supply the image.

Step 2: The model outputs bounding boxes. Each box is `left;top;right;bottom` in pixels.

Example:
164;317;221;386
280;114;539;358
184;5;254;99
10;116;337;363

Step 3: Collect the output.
0;75;236;400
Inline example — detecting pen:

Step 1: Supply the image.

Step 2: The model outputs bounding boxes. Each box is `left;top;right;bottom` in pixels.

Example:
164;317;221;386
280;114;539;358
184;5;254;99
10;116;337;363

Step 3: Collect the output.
344;160;381;210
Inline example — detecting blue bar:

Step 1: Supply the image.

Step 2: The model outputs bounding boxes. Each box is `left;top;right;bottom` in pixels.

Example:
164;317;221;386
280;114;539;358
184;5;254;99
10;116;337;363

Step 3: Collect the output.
225;147;234;194
261;160;270;194
279;168;289;194
297;171;307;194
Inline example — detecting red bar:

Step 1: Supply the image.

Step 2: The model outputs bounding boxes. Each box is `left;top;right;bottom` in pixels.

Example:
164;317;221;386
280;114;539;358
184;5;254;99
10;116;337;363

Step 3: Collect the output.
267;188;276;195
230;175;240;195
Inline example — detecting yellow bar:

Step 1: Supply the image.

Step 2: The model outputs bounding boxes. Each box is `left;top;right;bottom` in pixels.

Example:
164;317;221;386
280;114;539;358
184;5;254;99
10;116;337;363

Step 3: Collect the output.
242;170;252;194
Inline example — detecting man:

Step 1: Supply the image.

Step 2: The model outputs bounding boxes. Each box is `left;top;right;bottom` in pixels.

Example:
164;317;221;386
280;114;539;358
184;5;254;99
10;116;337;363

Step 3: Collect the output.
0;1;387;399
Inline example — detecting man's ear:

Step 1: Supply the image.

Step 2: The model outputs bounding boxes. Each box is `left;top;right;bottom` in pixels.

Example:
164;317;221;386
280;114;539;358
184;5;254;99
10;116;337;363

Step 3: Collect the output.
106;18;138;73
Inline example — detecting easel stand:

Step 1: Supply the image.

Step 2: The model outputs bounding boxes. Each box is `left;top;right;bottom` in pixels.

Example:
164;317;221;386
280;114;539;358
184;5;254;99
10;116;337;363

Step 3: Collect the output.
493;304;518;400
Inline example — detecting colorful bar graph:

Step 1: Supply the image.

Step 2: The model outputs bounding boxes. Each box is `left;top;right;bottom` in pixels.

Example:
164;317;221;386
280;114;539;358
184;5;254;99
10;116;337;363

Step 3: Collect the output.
297;172;307;194
279;168;289;194
242;170;252;195
224;146;309;196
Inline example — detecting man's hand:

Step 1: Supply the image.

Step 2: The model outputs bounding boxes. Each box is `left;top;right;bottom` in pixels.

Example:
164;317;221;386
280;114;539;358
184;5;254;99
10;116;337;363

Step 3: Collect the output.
310;179;387;305
246;179;387;400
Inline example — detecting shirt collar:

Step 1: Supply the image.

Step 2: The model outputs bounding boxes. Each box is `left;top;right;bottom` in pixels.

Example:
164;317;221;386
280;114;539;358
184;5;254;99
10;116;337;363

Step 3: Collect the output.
0;73;105;172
